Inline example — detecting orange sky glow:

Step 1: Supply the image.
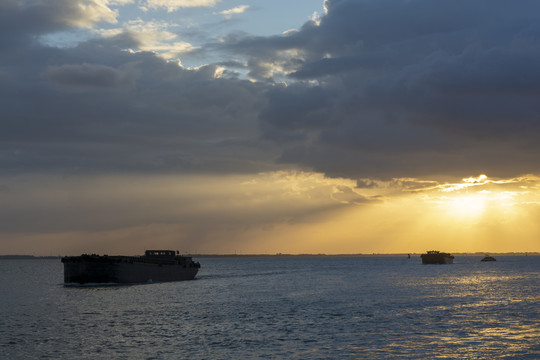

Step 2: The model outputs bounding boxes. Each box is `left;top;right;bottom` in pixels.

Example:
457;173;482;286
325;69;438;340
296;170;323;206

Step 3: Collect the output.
2;173;539;255
2;1;540;257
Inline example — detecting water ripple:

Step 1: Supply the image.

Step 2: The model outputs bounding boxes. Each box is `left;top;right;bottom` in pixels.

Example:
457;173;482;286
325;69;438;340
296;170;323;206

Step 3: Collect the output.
1;256;539;359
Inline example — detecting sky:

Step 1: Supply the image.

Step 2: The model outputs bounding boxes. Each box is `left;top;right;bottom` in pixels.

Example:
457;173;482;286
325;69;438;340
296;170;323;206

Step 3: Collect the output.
1;0;540;255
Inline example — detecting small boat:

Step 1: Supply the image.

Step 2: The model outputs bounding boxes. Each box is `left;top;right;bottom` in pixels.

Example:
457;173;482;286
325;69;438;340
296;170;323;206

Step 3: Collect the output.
421;250;454;264
62;250;200;285
481;255;496;262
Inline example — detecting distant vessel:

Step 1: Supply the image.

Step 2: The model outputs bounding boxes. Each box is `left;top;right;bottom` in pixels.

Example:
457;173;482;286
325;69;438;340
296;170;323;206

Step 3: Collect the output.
62;250;200;285
481;255;496;262
421;250;454;264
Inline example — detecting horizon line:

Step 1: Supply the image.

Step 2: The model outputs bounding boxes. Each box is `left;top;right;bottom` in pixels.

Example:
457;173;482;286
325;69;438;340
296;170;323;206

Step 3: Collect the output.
1;251;539;259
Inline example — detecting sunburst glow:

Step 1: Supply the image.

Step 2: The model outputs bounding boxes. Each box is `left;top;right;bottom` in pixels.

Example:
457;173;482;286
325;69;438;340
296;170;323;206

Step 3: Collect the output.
447;194;487;218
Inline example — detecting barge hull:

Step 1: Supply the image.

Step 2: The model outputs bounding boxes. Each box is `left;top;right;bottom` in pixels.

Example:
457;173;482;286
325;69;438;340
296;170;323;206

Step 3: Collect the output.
421;256;454;264
63;261;198;284
62;251;200;284
116;262;198;283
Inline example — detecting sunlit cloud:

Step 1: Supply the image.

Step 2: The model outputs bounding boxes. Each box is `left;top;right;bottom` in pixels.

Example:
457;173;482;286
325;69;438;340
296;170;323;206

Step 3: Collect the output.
212;65;226;78
440;174;490;192
311;11;323;26
438;175;538;192
142;0;220;12
397;175;540;231
68;0;120;27
353;174;540;222
110;0;135;4
108;0;136;6
249;48;306;80
219;5;249;19
95;19;197;60
23;0;121;29
372;175;540;197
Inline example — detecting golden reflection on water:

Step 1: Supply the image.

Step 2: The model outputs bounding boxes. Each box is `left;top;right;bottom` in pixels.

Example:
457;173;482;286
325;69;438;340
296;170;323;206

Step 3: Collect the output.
478;323;539;340
428;274;518;286
431;322;539;357
404;267;540;358
452;275;515;284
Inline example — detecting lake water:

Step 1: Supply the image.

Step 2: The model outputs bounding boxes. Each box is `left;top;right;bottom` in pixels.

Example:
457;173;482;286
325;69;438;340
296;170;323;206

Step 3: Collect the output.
1;256;539;359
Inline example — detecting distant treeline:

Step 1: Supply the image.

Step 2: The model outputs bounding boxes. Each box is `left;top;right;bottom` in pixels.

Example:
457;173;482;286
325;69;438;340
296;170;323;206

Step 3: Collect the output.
0;255;61;260
1;253;538;259
192;252;539;258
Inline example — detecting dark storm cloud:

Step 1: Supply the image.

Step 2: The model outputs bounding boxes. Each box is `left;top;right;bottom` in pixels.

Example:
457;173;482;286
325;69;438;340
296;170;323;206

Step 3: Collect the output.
220;0;540;179
2;0;540;181
0;0;116;41
42;63;137;88
1;47;269;173
0;1;272;175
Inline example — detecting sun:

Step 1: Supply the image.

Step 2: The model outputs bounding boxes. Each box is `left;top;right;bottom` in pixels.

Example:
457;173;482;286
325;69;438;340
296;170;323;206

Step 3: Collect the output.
447;194;487;218
434;175;494;219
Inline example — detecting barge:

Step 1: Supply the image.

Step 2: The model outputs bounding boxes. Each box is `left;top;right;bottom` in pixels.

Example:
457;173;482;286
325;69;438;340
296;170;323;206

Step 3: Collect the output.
421;250;454;264
62;250;200;285
481;255;496;262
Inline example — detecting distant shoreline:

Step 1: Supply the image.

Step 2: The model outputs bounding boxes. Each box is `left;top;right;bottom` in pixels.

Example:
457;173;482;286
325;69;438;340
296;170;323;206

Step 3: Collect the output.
193;252;539;258
1;252;538;259
0;255;61;260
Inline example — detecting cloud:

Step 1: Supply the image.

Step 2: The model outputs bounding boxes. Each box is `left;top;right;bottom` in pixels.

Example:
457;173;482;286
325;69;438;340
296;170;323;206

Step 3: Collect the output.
41;63;138;88
2;0;540;184
0;171;359;234
2;171;539;254
2;52;268;174
3;0;540;255
0;1;269;176
0;0;119;37
219;5;249;19
217;0;540;180
97;19;197;60
142;0;220;12
0;171;375;254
